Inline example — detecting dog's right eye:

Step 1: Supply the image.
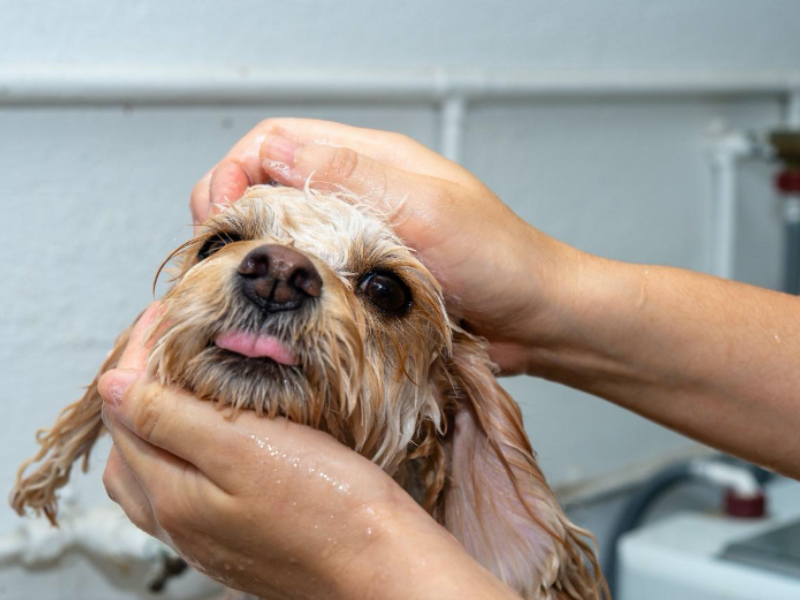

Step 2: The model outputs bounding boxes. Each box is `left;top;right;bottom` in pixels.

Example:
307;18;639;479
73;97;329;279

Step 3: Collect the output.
197;232;242;260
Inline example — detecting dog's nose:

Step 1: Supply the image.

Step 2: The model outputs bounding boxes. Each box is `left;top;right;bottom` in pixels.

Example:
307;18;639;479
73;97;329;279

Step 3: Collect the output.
237;244;322;312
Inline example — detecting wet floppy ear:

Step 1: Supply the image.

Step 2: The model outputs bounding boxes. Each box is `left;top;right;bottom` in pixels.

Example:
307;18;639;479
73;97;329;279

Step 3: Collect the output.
10;324;133;525
437;329;606;600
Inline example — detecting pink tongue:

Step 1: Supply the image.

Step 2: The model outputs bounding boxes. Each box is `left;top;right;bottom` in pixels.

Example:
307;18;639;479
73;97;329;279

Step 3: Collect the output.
215;331;297;366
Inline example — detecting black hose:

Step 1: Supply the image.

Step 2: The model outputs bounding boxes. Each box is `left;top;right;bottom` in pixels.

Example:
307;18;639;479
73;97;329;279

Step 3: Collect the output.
784;216;800;295
604;462;693;597
603;459;772;597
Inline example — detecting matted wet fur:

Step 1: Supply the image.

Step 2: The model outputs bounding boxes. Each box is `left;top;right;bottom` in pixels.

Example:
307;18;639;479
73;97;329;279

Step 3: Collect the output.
11;185;608;600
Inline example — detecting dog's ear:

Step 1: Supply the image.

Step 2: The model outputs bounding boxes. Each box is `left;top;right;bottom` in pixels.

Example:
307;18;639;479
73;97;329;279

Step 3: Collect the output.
435;329;606;600
10;324;133;525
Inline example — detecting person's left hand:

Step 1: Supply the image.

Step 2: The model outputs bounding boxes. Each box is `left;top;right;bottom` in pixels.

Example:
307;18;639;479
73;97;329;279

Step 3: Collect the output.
97;303;429;600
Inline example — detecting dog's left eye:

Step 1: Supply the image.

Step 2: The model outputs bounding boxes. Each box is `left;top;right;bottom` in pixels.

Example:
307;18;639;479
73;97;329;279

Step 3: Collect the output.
198;232;242;260
359;272;411;315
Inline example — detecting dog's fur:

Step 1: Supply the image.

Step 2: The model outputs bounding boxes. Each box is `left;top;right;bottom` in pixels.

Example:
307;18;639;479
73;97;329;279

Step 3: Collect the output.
11;185;607;600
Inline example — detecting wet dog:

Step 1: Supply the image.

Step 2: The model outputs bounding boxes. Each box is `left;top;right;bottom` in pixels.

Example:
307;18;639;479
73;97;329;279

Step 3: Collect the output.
12;185;606;600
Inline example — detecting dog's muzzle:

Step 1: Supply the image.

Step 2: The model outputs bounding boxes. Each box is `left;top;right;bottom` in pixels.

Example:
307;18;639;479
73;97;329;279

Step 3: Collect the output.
238;244;323;313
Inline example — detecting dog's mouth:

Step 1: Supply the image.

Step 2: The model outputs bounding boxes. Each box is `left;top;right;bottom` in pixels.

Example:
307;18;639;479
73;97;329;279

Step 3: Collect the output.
214;330;298;365
213;330;298;366
179;326;308;414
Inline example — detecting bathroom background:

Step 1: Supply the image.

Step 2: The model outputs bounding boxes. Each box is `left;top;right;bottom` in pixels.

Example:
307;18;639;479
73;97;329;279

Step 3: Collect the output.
1;1;799;598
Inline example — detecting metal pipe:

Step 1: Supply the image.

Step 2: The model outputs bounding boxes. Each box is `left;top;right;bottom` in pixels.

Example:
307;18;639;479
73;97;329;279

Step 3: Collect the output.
783;197;800;294
2;66;800;106
709;132;753;279
440;96;467;162
786;90;800;129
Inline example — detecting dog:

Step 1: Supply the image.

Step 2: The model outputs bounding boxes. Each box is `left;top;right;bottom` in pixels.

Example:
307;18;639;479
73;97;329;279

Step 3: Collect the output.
11;184;607;600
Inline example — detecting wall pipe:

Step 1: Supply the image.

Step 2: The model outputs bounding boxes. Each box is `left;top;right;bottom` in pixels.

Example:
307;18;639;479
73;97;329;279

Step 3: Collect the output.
3;66;799;165
709;132;754;279
2;66;800;106
786;89;800;129
440;95;467;162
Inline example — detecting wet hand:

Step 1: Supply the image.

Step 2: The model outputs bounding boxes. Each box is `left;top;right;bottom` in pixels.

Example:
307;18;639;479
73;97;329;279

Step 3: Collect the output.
97;304;423;600
190;118;575;373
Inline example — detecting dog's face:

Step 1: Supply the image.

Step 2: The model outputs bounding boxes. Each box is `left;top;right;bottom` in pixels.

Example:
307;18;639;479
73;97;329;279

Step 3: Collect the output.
13;185;606;600
151;185;449;473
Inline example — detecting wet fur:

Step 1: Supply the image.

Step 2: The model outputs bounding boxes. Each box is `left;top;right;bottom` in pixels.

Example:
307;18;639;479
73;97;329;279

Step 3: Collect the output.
11;185;607;600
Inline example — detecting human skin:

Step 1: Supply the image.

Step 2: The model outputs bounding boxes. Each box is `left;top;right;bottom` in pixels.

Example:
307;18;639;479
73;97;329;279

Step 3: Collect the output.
100;118;800;598
99;306;519;600
188;118;800;479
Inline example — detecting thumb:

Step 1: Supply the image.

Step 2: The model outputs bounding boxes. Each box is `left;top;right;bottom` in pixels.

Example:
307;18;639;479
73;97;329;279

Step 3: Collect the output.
260;135;446;221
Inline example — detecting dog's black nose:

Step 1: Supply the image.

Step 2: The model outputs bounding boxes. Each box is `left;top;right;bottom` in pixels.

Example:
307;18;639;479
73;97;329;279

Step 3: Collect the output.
238;244;322;312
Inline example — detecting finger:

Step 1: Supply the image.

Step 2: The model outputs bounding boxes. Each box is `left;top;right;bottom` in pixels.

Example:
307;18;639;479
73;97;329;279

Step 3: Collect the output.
104;404;221;511
117;302;163;372
258;118;467;181
262;142;456;249
190;168;213;229
102;377;245;491
208;159;253;215
103;446;157;534
191;153;267;226
192;118;474;219
98;303;163;406
103;374;353;495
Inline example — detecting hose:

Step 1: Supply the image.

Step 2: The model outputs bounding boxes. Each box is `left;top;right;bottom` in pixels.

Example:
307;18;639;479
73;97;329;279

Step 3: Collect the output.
604;458;770;597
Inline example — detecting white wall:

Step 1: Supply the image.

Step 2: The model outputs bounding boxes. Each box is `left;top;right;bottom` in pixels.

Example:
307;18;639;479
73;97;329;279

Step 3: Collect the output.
2;1;799;597
3;0;800;71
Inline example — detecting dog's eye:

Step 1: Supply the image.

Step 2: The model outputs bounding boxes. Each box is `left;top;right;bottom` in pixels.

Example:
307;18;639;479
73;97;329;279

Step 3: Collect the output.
198;232;242;260
359;272;411;315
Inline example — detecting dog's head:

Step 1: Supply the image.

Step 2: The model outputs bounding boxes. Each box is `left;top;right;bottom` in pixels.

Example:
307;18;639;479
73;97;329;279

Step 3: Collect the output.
151;185;450;476
13;185;605;600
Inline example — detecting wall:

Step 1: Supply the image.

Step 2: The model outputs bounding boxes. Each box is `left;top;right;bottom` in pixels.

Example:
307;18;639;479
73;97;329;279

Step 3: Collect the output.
1;1;799;598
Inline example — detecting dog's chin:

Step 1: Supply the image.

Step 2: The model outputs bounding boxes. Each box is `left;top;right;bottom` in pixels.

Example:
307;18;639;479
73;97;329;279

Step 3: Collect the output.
182;345;312;417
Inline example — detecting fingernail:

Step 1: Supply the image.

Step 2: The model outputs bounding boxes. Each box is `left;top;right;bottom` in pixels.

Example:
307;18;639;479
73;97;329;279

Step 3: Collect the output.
261;159;295;182
100;369;140;406
262;135;299;166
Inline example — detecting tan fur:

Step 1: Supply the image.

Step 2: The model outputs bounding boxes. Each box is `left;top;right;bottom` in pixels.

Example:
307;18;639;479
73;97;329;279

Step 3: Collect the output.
10;325;132;525
11;185;608;599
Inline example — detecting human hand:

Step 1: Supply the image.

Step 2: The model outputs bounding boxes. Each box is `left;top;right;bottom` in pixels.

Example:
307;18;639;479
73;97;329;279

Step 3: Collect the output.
190;119;578;374
97;304;403;599
97;304;516;600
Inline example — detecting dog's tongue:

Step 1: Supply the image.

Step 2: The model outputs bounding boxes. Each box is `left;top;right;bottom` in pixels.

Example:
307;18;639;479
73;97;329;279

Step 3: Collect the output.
215;331;297;366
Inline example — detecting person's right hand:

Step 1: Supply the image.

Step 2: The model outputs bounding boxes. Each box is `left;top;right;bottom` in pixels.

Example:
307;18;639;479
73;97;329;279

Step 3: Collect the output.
190;119;576;374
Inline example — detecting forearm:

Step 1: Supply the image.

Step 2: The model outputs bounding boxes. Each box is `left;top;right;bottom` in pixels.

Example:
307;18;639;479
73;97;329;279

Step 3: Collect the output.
340;494;520;600
526;249;800;478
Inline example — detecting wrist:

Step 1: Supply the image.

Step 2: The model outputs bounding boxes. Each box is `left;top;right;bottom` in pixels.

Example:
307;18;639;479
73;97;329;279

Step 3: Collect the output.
517;244;609;377
522;249;644;385
337;489;518;600
491;222;594;376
